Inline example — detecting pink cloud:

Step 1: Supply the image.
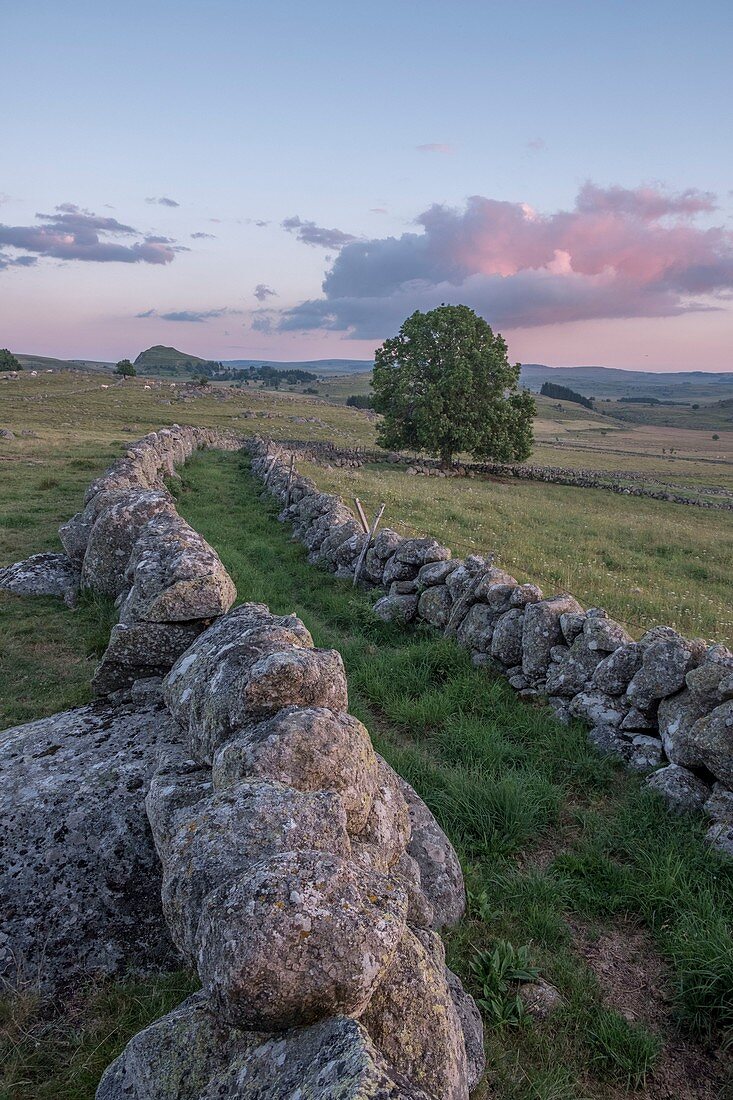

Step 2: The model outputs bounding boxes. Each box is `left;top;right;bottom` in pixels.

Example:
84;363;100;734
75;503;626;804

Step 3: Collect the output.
277;182;733;337
415;143;456;154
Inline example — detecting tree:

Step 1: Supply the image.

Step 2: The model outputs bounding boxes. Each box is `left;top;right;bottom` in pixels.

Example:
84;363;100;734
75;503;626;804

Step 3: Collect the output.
371;305;535;466
114;359;136;377
0;348;22;371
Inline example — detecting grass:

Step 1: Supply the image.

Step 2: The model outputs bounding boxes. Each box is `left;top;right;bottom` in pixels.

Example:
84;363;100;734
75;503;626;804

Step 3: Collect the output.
300;460;733;644
1;391;732;1096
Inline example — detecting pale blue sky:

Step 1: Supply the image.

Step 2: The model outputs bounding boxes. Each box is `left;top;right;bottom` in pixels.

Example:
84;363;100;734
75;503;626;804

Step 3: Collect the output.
2;0;732;367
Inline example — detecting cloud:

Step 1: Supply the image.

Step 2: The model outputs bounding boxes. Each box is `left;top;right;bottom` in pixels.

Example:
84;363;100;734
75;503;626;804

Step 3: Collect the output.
0;206;184;267
254;283;277;302
0;251;37;270
137;306;243;323
282;215;357;250
370;207;388;214
146;196;180;207
527;138;546;152
274;182;733;337
416;143;456;154
191;231;216;239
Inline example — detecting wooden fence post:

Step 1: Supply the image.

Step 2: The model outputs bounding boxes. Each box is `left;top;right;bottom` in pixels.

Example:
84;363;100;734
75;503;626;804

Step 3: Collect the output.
353;502;386;587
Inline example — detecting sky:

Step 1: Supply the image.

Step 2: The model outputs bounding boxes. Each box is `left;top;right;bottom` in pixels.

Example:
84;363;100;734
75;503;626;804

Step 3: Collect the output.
2;0;732;370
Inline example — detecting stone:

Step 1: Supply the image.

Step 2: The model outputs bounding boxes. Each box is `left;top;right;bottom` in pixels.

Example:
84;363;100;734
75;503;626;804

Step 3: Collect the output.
687;701;733;786
92;621;205;696
373;593;419;624
657;689;709;769
704;783;733;825
96;992;261;1100
560;611;586;645
212;706;377;834
146;747;213;862
628;735;664;771
545;636;602;697
243;647;348;718
686;646;733;709
510;583;543;608
643;635;699;694
490;608;525;667
0;552;80;607
620;707;657;732
162;780;350;959
196;851;407;1030
456;603;495;653
583;611;633;653
197;1016;433;1099
360;928;469;1100
396;775;465;929
355;757;412;872
417;585;453;628
646;764;710;814
522;595;584;682
81;489;174;597
592;643;643;696
517;978;564;1020
0;702;178;990
705;824;733;859
417;559;459;587
394;538;451;567
383;555;419;585
118;512;235;625
570;690;628;728
445;968;485;1091
372;528;403;560
587;724;632;760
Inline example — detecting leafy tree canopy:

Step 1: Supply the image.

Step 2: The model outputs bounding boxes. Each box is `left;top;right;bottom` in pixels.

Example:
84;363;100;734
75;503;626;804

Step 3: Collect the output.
0;348;22;371
114;359;136;377
371;305;535;465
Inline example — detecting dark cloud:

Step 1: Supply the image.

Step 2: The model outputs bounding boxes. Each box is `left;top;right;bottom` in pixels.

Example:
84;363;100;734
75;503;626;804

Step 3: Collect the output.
0;251;37;270
282;215;357;250
275;183;733;336
146;196;180;207
254;283;277;302
0;206;183;267
137;306;243;323
191;231;216;239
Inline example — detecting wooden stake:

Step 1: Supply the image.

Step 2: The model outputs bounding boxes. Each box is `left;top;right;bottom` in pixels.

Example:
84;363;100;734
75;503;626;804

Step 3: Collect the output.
353;502;386;587
263;447;283;487
285;453;295;507
353;497;369;535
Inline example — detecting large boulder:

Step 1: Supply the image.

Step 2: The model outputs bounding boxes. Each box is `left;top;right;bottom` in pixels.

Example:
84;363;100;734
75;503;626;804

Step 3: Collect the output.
81;490;174;597
0;702;177;990
162;781;350;959
396;775;465;929
0;552;80;607
361;928;469;1100
657;689;709;768
686;646;733;709
646;764;710;814
96;992;261;1100
92;621;205;696
197;1016;433;1099
196;851;408;1030
490;608;525;667
211;706;378;835
417;585;453;628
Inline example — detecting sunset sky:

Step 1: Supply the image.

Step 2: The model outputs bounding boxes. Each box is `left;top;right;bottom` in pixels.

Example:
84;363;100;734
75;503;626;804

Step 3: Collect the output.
2;0;732;370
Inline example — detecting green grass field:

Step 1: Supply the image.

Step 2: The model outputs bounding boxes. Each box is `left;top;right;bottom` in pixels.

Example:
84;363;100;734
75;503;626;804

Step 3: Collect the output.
3;445;733;1098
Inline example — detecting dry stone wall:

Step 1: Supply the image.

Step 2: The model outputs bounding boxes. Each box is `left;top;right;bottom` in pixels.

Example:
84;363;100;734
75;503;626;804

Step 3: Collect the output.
249;439;733;857
1;429;483;1099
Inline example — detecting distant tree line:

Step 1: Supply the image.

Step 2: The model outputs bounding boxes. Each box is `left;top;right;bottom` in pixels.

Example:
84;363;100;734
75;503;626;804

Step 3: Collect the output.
540;382;594;409
346;394;374;409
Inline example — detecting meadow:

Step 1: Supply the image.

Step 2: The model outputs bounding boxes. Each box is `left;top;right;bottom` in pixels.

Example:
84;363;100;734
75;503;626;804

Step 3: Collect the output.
1;372;732;1097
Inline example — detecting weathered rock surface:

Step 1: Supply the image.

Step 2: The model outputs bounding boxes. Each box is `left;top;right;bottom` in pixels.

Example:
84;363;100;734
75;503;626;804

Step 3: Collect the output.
0;551;80;607
522;595;583;682
211;706;378;834
687;701;733;785
646;764;710;814
197;851;408;1029
396;775;465;929
197;1016;434;1099
0;702;176;989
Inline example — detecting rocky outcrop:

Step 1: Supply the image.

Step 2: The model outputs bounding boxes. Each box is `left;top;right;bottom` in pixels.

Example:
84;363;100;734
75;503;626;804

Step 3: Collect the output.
0;701;179;989
249;438;733;846
101;602;477;1099
0;551;80;606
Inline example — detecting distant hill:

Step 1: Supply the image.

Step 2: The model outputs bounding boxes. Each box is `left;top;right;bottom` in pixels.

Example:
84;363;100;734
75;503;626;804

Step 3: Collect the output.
519;364;733;402
134;345;211;373
16;354;112;373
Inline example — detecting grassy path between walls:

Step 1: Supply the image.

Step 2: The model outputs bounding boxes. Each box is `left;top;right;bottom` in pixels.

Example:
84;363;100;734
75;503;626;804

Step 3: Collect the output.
2;446;733;1099
175;450;733;1100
